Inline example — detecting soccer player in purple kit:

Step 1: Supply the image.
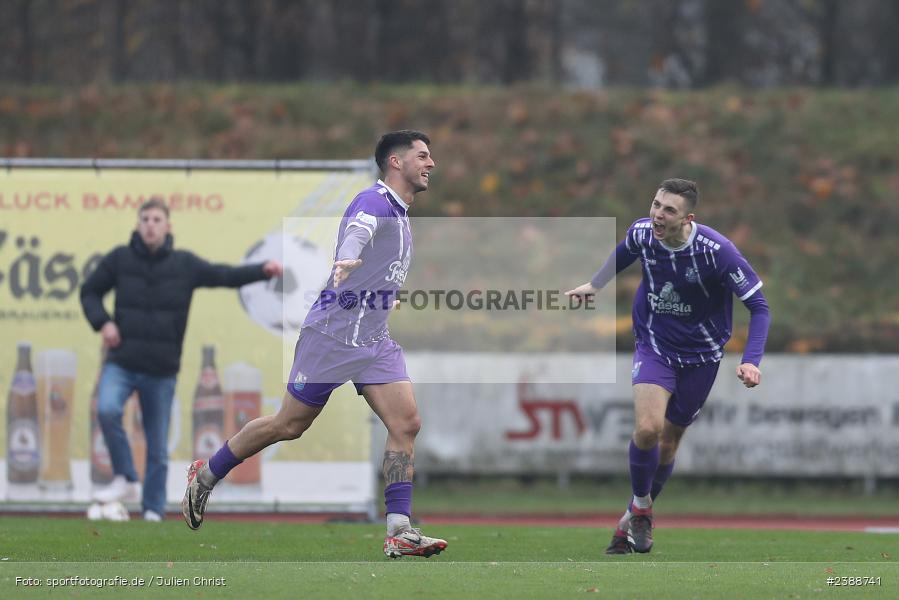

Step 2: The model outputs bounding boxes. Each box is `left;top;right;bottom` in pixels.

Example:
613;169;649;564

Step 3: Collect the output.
566;178;770;554
181;130;447;559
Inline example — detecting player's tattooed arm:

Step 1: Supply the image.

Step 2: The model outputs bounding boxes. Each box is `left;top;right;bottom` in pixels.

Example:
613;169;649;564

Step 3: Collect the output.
382;450;413;484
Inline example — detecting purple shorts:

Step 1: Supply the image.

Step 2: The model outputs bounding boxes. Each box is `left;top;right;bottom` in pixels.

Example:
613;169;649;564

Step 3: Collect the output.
631;344;720;427
286;327;410;407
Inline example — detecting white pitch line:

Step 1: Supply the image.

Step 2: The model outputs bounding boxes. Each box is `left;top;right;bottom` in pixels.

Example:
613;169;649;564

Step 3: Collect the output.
864;527;899;534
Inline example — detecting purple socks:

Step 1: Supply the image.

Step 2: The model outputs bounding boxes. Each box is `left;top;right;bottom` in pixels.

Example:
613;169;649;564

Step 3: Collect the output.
208;441;243;480
384;482;413;517
629;440;660;498
624;459;676;518
651;460;675;500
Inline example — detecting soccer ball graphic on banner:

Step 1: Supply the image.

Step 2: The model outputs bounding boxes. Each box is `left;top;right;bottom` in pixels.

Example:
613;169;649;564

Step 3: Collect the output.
239;233;332;335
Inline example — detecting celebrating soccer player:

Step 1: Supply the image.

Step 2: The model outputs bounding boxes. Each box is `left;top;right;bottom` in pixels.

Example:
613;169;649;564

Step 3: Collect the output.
181;130;447;559
566;178;770;554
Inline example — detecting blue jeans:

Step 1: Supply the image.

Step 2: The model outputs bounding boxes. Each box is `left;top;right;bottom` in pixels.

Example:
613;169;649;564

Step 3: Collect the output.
97;362;175;515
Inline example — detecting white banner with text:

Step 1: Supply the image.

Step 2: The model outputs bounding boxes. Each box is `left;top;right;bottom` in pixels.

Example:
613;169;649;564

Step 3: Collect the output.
404;353;899;477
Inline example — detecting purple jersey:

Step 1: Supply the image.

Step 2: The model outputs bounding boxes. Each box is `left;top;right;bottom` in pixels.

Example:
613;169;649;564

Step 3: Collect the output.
303;181;412;346
624;218;763;365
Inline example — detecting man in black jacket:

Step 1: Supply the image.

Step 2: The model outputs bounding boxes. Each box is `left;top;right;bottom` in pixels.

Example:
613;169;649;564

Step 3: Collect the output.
80;198;282;520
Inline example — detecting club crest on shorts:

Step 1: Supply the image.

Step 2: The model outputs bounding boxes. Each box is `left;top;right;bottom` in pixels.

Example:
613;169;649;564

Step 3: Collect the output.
632;361;642;379
292;372;307;391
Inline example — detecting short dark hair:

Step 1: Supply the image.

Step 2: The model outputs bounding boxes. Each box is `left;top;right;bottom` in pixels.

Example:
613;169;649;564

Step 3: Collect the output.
375;130;431;173
659;178;698;212
139;197;170;218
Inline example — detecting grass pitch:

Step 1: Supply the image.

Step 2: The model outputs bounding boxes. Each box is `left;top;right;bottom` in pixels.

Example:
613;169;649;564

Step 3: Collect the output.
1;517;897;598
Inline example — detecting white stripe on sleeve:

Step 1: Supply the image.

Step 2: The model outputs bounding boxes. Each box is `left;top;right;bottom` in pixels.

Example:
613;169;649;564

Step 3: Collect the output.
738;280;763;301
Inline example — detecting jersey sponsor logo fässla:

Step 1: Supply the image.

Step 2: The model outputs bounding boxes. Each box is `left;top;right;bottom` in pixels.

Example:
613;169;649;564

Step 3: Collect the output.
647;281;693;316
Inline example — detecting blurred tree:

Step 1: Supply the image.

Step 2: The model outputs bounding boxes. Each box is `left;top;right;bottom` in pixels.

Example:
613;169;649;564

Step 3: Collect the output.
498;0;531;83
702;0;747;85
373;0;456;83
18;0;35;83
648;0;697;88
262;0;308;81
474;0;533;84
112;0;129;82
880;1;899;84
207;0;235;80
0;0;896;87
238;0;259;79
816;0;840;86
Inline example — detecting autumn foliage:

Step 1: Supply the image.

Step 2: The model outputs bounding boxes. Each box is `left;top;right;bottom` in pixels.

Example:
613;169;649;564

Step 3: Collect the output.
2;83;898;352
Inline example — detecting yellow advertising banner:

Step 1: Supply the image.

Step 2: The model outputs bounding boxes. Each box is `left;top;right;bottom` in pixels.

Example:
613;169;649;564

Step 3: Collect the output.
1;163;374;510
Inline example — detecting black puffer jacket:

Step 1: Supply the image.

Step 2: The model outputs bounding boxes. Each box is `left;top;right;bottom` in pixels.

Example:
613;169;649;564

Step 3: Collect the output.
80;231;267;376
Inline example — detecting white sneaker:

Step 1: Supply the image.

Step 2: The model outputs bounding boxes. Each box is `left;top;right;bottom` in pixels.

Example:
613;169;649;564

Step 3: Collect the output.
100;501;130;522
93;475;141;503
143;510;163;522
86;502;104;521
383;527;448;559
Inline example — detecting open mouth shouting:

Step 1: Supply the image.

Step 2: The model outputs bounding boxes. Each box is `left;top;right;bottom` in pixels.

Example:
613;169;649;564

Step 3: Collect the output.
652;221;665;238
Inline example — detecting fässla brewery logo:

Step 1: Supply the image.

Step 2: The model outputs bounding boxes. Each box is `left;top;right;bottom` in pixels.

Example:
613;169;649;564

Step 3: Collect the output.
239;233;332;335
386;246;411;287
647;282;692;316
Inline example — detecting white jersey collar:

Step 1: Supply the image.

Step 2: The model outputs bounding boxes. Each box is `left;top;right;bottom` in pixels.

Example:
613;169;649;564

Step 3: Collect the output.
660;221;699;252
377;179;410;211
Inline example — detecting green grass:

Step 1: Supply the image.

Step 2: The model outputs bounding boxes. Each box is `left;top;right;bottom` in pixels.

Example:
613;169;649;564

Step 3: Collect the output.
1;518;897;598
2;518;898;563
413;477;899;516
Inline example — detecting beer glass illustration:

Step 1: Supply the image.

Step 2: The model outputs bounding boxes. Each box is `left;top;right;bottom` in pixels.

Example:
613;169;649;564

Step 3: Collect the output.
7;342;40;486
35;349;77;491
223;363;262;485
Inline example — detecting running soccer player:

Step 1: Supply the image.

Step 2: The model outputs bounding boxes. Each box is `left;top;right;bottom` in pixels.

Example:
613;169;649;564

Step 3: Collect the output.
182;130;447;559
566;178;770;554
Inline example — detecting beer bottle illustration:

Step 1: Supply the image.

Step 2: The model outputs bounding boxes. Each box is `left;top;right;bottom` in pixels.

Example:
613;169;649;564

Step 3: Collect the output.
89;347;113;484
223;362;262;485
35;349;77;491
7;342;40;484
192;346;225;461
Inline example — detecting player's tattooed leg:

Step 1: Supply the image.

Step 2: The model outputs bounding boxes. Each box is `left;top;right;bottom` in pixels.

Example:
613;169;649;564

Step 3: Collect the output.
382;450;413;484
